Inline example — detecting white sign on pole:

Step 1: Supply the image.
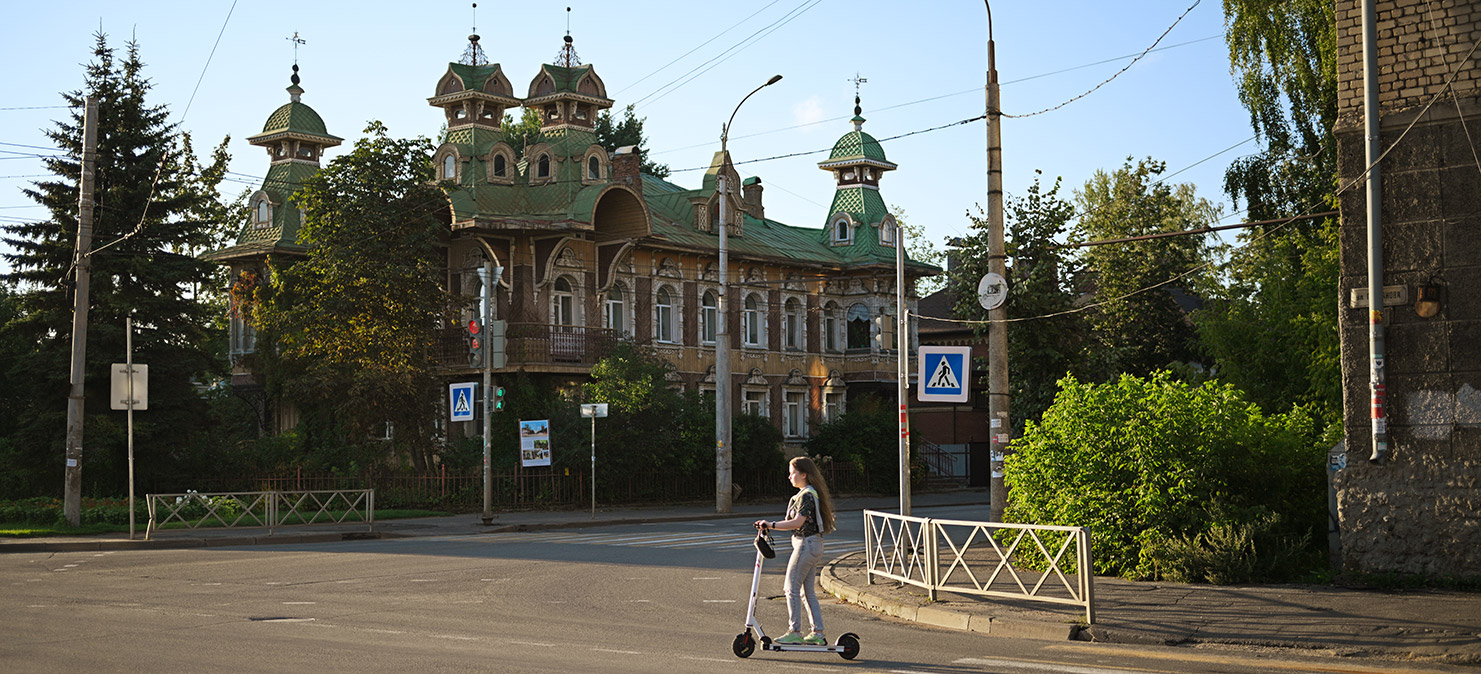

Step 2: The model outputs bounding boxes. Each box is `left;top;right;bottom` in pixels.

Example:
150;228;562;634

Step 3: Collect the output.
917;346;971;403
580;403;608;418
449;382;477;422
110;364;148;410
977;272;1008;311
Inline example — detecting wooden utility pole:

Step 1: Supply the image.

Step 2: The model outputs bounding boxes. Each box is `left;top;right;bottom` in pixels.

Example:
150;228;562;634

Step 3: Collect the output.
64;96;99;526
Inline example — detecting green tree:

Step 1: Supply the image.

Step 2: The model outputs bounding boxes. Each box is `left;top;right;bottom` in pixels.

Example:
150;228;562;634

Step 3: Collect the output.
950;172;1089;429
1074;157;1219;380
1197;0;1340;422
891;205;946;296
1006;372;1324;581
582;342;709;477
806;393;922;492
0;34;231;498
500;107;543;159
593;104;671;178
252;122;450;472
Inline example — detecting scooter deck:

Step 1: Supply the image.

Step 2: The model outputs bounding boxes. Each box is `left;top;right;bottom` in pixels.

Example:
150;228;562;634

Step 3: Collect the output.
762;643;848;653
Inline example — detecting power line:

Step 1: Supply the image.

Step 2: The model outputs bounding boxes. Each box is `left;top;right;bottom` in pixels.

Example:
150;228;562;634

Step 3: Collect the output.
613;0;784;96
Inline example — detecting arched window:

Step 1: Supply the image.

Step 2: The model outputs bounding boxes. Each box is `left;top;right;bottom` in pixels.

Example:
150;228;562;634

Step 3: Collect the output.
701;290;718;343
880;219;896;246
604;284;626;335
743;294;761;347
655;287;674;342
588;155;600;180
443;155;456;179
493;154;507;177
832;217;851;244
823;302;840;352
783;298;801;350
552;277;575;329
846;302;871;350
537;154;551;178
254;199;270;224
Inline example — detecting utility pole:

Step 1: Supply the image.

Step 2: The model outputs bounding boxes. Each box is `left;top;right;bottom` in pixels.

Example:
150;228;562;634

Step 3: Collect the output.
984;4;1011;522
64;96;98;527
896;218;911;516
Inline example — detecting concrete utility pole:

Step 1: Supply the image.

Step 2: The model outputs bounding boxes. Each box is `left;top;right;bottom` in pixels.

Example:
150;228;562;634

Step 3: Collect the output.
896;218;911;516
64;96;99;527
984;3;1011;522
715;74;782;514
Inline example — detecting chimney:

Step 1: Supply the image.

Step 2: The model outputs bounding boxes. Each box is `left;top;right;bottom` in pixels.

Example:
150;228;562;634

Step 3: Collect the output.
613;145;641;190
742;176;763;219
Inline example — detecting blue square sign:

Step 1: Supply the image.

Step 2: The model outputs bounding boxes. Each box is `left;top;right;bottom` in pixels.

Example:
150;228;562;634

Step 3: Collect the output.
918;346;971;403
449;382;477;422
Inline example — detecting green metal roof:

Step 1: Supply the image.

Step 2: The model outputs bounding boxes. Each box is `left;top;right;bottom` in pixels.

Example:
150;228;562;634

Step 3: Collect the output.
826;129;888;163
447;62;505;93
259;99;340;141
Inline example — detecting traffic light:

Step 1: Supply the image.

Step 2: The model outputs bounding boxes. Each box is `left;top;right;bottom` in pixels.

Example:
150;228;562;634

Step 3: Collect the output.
468;319;483;367
493;386;506;412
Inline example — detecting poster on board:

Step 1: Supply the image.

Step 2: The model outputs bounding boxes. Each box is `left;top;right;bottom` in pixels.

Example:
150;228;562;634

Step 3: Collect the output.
519;419;551;467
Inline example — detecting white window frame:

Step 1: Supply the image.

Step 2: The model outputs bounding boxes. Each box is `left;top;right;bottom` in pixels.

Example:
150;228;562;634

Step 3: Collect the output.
443;154;457;180
783;389;807;438
701;289;718;344
655;285;676;343
553;276;576;328
880;219;896;247
783;298;802;351
823;302;839;352
831;217;852;245
823;389;846;424
604;283;627;335
742;294;762;347
742;388;769;417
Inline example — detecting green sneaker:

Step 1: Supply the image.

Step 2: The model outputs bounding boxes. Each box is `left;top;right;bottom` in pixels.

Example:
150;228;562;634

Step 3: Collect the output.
803;633;827;646
775;632;804;645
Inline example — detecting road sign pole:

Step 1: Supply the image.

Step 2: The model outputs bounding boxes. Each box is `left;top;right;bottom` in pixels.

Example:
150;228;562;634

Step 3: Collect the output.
126;316;135;540
897;217;911;517
590;413;596;519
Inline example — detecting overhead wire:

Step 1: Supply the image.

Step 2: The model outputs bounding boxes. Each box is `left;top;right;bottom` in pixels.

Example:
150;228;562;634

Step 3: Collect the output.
613;0;784;96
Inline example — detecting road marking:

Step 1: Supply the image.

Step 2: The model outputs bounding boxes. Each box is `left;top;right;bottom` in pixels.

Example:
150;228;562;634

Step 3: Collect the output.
251;617;316;623
1046;643;1463;674
630;599;651;603
679;656;734;663
591;648;641;655
956;658;1164;674
509;640;556;647
703;599;737;603
409;579;436;582
282;602;315;605
692;577;722;580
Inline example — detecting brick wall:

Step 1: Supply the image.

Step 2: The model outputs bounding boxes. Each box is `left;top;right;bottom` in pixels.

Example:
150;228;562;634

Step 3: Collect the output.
1334;0;1481;576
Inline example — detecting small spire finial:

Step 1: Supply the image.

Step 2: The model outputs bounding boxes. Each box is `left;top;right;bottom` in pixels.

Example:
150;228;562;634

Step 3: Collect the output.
554;7;582;66
460;3;489;66
848;73;867;130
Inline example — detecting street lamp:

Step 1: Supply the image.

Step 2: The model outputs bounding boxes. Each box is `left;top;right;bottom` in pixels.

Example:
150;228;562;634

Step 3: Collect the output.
716;74;782;514
984;1;1010;522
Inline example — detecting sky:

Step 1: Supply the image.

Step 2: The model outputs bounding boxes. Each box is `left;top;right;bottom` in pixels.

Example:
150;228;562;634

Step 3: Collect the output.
0;0;1258;276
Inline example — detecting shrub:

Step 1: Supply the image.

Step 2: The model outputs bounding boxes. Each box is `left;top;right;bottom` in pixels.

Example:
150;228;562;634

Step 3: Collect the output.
806;393;925;492
1005;372;1325;581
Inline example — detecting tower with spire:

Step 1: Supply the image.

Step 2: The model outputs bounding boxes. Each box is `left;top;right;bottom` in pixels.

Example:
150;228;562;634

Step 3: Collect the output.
818;94;900;263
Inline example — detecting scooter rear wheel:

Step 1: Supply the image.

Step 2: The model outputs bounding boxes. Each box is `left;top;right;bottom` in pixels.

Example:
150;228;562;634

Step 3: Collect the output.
732;632;756;658
837;632;860;660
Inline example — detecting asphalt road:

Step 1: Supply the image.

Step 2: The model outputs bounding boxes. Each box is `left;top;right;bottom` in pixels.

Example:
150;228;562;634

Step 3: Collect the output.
3;513;1472;674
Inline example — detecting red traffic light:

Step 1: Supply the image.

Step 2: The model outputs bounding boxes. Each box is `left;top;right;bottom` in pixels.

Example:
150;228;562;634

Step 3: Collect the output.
468;319;481;335
470;337;481;350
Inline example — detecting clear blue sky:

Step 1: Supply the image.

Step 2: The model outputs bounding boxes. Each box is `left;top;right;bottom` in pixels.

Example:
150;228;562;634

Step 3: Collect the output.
1;0;1255;275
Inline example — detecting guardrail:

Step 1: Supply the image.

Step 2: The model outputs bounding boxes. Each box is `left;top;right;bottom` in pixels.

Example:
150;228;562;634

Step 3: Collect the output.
145;490;375;540
863;510;1095;624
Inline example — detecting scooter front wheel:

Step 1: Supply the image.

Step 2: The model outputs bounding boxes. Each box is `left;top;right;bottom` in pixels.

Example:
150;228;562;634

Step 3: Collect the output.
732;632;756;658
837;632;860;660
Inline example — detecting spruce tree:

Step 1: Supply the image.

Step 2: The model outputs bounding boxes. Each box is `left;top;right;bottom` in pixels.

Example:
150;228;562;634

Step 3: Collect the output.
0;33;231;498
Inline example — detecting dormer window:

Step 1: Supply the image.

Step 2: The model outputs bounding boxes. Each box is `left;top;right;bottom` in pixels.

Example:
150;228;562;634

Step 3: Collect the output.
454;108;468;120
575;105;588;121
443;155;457;180
832;217;852;244
296;145;314;159
880;220;896;247
537;154;551;179
588;156;600;180
254;199;271;226
493;154;507;177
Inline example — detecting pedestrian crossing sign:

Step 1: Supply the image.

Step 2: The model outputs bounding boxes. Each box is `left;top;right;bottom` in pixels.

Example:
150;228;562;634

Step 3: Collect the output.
449;382;477;422
918;346;971;403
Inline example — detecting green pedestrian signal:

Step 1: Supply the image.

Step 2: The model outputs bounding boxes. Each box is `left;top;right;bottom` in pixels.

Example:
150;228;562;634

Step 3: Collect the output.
493;386;506;412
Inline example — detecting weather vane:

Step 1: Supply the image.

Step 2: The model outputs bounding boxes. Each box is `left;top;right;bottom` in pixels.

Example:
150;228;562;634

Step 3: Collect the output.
554;6;582;67
850;73;868;96
462;2;489;66
286;32;306;65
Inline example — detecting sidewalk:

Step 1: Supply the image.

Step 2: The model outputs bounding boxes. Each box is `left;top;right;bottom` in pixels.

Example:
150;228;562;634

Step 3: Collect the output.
4;490;1478;665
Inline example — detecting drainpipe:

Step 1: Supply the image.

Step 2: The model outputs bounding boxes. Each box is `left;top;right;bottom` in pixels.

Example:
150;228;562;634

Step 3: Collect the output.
1362;0;1389;464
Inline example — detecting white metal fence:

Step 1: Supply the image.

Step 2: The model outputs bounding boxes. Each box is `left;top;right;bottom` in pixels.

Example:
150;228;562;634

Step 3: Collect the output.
863;510;1095;624
145;489;375;539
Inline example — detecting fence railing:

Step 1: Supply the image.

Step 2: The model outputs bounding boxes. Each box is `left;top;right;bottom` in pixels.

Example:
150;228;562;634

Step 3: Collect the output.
145;489;374;540
153;461;878;511
863;510;1095;624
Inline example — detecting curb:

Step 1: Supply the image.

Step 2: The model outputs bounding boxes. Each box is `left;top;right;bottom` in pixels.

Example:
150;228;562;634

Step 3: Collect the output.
0;530;387;554
819;551;1077;641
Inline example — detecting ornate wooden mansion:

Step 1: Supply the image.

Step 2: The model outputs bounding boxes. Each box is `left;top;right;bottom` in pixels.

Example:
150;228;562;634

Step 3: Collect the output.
205;34;939;451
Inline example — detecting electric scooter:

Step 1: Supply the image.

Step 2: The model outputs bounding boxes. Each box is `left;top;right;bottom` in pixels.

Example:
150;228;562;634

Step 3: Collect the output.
732;523;860;660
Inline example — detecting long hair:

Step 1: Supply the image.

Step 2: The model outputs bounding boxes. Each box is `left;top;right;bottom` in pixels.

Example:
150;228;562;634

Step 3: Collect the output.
791;456;835;534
